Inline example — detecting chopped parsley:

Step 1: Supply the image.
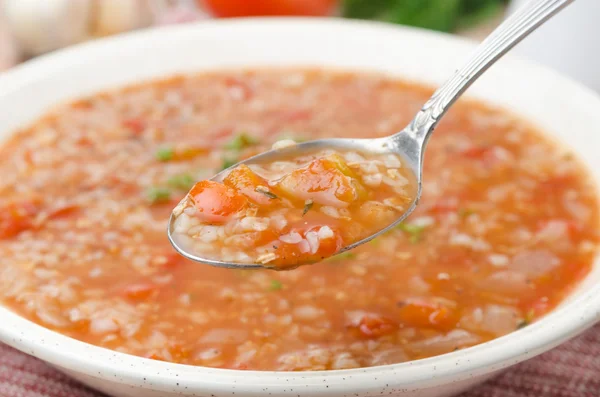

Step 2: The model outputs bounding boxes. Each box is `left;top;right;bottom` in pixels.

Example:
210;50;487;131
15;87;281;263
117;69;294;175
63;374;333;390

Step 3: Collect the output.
167;173;195;191
516;319;529;329
255;186;278;199
269;280;283;291
221;157;238;171
458;208;475;218
517;309;535;329
397;223;426;243
302;200;314;216
155;147;174;162
224;133;259;151
146;187;171;204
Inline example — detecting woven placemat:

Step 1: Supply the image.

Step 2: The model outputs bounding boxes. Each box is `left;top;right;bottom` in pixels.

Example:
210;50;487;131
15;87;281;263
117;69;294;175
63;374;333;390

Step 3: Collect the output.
1;323;599;397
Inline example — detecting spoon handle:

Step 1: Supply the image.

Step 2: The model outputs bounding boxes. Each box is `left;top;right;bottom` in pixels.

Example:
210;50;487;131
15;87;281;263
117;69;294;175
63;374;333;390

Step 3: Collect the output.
407;0;575;145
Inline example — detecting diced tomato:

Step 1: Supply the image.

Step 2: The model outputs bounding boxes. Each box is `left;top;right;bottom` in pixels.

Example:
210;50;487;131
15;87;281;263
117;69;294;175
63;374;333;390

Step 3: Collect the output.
76;137;93;147
307;225;344;256
350;313;397;338
123;283;158;300
0;201;39;239
398;298;458;330
272;226;343;267
48;205;79;220
189;180;248;223
122;118;146;135
202;0;336;17
223;165;278;206
276;157;363;206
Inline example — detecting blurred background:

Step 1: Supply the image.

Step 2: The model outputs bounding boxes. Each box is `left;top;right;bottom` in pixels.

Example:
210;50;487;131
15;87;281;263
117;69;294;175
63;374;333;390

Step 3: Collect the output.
0;0;598;91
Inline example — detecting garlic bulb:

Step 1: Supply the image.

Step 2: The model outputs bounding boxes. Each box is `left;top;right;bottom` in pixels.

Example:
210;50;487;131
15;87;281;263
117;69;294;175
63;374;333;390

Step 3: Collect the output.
92;0;153;37
0;6;20;70
150;0;209;25
1;0;93;56
1;0;154;57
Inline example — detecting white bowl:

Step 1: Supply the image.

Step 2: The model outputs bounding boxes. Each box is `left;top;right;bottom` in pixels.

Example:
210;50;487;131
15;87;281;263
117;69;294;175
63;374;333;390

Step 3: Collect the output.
1;18;599;397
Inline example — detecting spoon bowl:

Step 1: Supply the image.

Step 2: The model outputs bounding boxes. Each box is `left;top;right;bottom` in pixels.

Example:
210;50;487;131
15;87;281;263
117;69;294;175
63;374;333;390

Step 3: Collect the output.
168;134;422;269
168;0;575;269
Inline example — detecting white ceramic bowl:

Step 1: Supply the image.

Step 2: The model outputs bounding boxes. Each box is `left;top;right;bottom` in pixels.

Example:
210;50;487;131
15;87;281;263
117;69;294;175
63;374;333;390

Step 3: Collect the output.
1;18;599;397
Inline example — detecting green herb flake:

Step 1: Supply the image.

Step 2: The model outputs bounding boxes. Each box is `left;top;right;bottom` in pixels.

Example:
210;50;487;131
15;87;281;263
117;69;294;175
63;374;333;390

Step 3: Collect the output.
397;223;426;244
221;157;238;171
269;280;283;291
224;133;259;151
255;186;278;199
156;147;174;162
167;173;195;191
146;187;171;204
458;208;475;218
516;319;529;329
302;200;314;216
517;309;536;329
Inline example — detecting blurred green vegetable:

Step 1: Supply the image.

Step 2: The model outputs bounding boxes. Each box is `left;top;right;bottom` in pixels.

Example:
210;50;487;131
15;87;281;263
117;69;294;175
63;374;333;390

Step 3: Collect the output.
342;0;507;33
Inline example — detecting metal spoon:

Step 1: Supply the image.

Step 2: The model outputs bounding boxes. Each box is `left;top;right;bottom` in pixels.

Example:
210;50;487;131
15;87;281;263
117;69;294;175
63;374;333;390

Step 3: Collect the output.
169;0;574;269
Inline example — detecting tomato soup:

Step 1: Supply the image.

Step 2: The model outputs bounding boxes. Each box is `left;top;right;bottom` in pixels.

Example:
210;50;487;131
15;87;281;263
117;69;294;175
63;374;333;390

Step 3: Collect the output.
0;69;597;370
171;147;416;268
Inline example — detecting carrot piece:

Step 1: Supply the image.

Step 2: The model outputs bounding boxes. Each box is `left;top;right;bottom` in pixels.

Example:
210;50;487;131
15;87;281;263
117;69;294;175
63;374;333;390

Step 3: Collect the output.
398;299;458;330
0;201;39;239
223;165;278;206
189;180;248;223
271;226;343;267
352;313;397;338
122;118;146;135
276;157;362;206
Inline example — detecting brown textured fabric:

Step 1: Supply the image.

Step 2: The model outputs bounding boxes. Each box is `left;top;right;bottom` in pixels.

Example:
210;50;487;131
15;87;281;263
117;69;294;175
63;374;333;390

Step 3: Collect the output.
1;324;599;397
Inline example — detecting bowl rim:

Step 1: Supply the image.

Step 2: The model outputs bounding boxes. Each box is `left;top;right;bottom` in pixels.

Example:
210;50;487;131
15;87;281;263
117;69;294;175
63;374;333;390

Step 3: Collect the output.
1;17;600;395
